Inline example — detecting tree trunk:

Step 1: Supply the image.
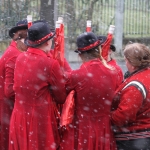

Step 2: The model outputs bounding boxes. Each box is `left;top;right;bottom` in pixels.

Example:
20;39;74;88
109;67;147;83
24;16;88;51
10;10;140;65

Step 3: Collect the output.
40;0;55;29
66;0;76;43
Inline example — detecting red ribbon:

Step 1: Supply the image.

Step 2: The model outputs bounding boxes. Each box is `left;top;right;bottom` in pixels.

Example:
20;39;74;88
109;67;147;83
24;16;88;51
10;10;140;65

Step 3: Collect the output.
78;40;100;51
28;33;53;45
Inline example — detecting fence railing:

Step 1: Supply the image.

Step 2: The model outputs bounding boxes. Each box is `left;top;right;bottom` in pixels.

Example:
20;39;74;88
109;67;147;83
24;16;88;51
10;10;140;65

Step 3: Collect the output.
0;0;40;40
0;0;150;41
124;0;150;37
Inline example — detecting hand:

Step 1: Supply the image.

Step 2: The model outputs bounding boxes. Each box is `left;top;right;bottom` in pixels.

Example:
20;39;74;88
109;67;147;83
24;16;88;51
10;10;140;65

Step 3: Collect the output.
16;40;28;51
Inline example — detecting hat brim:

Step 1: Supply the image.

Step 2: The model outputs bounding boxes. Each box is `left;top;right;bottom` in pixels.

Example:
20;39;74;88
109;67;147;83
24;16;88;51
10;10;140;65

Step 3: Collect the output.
97;36;107;45
74;37;106;53
24;32;55;48
98;36;116;52
9;25;28;38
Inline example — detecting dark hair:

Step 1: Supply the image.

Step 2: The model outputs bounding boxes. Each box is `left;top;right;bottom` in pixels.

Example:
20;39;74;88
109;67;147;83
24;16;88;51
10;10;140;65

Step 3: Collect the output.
124;43;150;68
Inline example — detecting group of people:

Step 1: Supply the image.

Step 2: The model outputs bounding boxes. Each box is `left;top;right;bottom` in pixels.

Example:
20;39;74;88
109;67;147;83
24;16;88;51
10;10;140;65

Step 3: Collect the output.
0;18;150;150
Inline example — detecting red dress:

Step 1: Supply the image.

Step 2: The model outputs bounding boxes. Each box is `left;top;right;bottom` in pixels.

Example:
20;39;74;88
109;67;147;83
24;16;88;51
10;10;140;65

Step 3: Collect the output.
60;59;117;150
0;41;21;150
9;48;67;150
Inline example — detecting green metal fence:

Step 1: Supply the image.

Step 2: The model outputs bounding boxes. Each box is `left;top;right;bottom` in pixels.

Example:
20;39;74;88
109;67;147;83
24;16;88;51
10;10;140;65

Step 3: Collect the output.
124;0;150;37
0;0;150;40
57;0;116;41
57;0;150;38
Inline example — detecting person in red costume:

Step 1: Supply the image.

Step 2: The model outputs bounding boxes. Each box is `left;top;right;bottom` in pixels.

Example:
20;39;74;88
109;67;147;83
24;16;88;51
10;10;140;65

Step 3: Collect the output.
48;49;71;72
107;44;124;88
111;43;150;150
60;32;117;150
0;19;28;150
9;21;67;150
98;36;124;89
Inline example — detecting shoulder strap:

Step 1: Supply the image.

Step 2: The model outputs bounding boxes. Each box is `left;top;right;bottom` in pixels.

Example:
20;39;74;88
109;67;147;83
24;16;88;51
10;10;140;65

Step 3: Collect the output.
122;81;147;99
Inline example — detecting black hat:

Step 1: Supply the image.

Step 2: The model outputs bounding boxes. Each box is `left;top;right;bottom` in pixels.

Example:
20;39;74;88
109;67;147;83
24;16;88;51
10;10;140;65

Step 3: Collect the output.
97;35;116;52
75;32;106;53
33;19;47;24
9;19;28;38
24;21;55;47
97;35;107;45
110;44;116;52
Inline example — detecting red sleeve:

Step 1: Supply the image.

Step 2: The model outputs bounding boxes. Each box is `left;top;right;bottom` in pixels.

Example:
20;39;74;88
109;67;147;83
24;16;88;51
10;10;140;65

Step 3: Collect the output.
111;86;143;126
4;57;17;100
49;50;72;72
64;71;73;94
63;58;72;72
49;60;67;104
116;67;124;88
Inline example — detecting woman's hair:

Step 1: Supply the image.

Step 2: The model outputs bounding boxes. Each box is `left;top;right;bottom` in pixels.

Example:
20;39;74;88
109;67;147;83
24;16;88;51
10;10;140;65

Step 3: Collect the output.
80;46;113;69
124;43;150;68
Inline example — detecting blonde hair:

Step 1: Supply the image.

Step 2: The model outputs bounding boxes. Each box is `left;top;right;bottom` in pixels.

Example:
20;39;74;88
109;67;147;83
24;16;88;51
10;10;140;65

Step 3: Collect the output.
124;43;150;68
